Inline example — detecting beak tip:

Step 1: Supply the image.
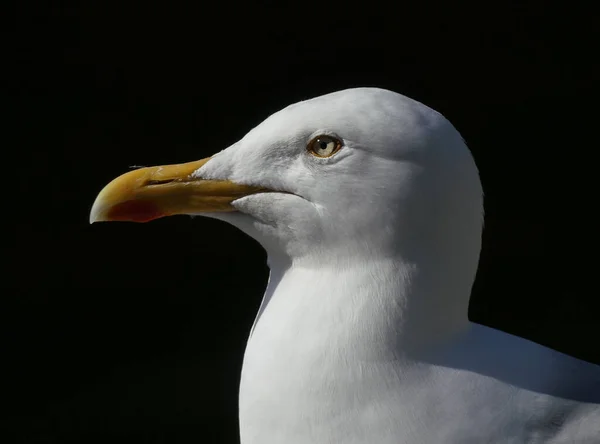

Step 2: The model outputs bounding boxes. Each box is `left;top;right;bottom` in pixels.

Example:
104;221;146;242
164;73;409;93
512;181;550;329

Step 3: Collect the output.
89;194;107;224
89;208;101;224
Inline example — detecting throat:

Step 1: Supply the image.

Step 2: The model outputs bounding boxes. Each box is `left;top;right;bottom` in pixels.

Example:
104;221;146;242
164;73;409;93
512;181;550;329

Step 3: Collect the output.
239;257;473;441
247;258;471;362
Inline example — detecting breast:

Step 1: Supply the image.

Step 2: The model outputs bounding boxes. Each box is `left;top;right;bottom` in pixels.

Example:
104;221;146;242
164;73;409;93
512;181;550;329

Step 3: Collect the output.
239;317;599;444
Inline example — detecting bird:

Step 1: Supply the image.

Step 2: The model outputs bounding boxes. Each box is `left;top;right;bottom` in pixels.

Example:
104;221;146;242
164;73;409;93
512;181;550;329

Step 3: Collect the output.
90;87;600;443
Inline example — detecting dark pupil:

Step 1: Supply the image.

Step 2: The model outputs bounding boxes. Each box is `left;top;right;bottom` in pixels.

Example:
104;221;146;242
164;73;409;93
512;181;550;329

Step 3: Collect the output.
318;139;328;150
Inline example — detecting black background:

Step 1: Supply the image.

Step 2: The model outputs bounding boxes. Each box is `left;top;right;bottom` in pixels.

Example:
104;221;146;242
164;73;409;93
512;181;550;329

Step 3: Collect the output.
6;1;598;443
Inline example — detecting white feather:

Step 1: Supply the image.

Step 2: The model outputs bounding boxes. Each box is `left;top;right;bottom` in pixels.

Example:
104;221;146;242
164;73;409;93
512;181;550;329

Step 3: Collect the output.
193;88;599;443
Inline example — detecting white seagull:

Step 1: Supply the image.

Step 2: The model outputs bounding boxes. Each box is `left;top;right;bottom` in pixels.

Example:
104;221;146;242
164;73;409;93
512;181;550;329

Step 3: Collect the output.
90;88;600;443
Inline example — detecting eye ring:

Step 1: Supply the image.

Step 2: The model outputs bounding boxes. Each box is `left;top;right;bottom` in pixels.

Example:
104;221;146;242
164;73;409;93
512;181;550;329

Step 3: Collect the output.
307;135;342;158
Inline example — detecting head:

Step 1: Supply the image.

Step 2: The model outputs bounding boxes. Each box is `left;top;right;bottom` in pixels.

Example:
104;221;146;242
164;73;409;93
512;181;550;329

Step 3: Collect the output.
91;88;483;272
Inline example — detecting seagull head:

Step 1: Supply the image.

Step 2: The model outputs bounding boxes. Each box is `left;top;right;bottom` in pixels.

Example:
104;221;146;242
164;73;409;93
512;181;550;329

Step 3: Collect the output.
91;88;483;268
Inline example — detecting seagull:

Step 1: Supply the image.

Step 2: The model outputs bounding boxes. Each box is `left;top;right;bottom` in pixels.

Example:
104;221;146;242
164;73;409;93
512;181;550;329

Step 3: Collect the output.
90;88;600;443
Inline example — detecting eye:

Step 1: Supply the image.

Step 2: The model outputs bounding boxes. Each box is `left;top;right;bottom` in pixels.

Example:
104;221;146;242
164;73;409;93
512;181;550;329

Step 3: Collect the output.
307;135;342;158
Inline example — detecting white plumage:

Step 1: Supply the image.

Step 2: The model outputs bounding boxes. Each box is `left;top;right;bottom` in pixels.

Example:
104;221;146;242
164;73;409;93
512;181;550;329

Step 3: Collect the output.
196;88;600;443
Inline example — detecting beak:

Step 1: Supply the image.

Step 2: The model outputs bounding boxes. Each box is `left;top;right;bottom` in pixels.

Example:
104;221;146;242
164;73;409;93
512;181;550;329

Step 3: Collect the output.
90;157;266;223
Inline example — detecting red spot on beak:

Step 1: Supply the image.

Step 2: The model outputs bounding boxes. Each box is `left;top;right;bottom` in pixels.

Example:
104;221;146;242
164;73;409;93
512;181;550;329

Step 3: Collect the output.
107;200;165;223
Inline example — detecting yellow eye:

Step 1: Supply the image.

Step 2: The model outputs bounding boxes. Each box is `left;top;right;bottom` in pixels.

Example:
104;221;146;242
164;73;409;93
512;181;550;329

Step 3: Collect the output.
307;135;342;158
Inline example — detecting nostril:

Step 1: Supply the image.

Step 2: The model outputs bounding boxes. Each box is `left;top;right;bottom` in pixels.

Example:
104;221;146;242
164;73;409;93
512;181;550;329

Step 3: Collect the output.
145;179;176;186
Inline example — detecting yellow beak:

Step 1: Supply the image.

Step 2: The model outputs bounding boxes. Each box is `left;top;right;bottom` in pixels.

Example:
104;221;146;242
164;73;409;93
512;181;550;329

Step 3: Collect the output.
90;157;266;223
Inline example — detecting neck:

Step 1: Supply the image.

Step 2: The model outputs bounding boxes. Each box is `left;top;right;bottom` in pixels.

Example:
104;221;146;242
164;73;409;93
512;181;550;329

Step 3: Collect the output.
250;254;472;360
240;253;476;443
